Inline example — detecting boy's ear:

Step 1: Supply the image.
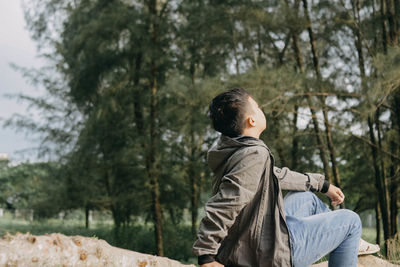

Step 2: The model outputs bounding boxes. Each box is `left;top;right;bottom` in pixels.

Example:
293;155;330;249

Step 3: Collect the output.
247;115;256;127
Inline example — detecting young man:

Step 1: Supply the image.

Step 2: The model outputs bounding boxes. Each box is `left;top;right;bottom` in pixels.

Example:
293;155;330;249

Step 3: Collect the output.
192;88;378;267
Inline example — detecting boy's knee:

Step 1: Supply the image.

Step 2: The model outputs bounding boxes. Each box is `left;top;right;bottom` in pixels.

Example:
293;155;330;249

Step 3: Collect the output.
341;209;362;229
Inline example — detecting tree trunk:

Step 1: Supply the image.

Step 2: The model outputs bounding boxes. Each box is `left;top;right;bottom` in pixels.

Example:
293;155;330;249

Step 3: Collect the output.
85;206;89;229
272;111;289;167
190;169;199;236
290;2;332;184
291;105;300;170
368;116;390;256
302;0;342;195
352;2;393;240
132;52;144;137
381;0;389;53
376;201;381;245
188;59;200;236
111;206;122;229
229;17;240;75
395;0;400;35
147;0;163;256
189;122;199;236
385;0;398;45
355;5;392;249
375;108;392;237
306;96;333;185
389;139;398;237
321;103;342;192
102;166;122;229
285;0;302;172
395;93;400;149
390;94;400;237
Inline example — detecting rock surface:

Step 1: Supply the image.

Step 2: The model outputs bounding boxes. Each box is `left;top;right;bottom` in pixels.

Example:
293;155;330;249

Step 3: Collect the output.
1;232;398;266
0;232;195;267
312;254;400;267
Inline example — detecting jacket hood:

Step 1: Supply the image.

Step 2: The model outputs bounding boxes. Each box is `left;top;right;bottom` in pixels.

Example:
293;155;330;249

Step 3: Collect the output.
207;134;268;174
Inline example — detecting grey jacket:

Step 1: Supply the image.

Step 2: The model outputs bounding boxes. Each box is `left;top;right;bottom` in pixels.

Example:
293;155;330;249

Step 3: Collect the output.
192;134;329;267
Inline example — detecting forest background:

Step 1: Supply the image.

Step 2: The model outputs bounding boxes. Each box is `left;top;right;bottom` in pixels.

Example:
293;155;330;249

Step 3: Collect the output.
0;0;400;264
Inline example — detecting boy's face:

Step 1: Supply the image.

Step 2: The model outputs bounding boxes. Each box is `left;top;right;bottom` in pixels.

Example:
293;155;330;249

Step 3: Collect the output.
245;96;267;133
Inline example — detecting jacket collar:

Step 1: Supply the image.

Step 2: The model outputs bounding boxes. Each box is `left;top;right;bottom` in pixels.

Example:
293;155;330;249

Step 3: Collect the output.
207;134;272;174
217;134;269;150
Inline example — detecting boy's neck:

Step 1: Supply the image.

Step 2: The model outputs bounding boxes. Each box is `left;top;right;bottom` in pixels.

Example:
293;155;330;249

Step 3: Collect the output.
241;129;261;139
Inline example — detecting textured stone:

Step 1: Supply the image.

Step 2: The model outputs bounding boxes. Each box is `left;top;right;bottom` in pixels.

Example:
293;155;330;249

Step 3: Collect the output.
0;232;195;267
311;255;399;267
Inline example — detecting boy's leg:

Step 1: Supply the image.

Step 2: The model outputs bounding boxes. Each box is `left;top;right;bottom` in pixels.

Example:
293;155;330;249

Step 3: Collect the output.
286;210;362;267
283;191;362;267
283;190;331;218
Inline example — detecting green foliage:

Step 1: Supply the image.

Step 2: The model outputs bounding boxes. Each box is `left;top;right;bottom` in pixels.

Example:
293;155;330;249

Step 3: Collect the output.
0;162;65;218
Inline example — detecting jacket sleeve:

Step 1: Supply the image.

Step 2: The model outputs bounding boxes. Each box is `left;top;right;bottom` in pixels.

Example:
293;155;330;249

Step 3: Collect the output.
192;146;269;262
273;166;330;193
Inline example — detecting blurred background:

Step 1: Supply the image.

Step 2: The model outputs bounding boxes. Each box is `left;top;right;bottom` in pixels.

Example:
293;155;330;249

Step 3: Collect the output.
0;0;399;264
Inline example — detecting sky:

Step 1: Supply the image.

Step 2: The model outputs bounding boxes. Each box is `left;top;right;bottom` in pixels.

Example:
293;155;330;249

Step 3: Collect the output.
0;0;44;163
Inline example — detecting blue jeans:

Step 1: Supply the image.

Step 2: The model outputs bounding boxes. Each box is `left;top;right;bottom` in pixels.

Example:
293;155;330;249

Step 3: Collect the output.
283;191;362;267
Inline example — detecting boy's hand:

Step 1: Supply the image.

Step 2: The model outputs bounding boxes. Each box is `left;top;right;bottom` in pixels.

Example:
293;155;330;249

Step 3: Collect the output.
200;261;224;267
324;184;345;206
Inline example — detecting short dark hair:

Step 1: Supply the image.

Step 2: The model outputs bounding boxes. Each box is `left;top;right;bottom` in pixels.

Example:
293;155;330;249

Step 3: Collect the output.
208;88;252;137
